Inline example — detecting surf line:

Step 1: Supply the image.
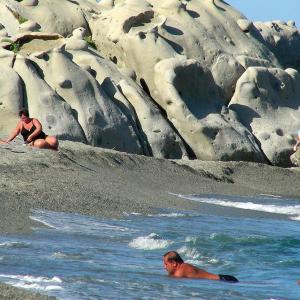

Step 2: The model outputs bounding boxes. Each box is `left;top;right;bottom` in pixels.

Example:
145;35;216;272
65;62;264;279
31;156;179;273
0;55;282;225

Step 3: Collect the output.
169;192;300;221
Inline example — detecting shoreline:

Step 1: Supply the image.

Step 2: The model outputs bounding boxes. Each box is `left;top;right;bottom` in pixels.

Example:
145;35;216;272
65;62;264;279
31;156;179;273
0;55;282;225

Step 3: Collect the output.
1;140;300;234
0;284;55;300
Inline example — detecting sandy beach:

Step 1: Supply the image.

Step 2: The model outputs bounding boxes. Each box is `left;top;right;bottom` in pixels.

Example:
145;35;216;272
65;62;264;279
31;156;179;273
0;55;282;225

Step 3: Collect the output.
1;140;300;235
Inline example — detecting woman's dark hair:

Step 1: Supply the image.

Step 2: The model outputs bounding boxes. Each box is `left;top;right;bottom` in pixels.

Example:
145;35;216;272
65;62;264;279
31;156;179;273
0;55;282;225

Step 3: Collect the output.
18;108;29;117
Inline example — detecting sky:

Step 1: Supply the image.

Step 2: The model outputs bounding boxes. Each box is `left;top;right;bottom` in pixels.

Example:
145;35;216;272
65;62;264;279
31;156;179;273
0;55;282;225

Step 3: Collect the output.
225;0;300;28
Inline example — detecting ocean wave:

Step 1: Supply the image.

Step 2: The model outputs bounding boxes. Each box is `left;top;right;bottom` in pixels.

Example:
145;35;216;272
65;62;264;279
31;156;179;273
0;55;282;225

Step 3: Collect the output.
123;212;142;216
128;233;173;250
259;194;282;198
29;216;58;229
0;274;62;283
185;236;198;244
177;245;221;266
175;194;300;220
0;274;63;292
207;258;219;264
177;245;201;260
8;281;63;291
209;233;236;243
30;210;134;233
209;232;275;246
147;213;186;217
52;252;86;260
125;211;195;218
0;241;29;248
290;215;300;221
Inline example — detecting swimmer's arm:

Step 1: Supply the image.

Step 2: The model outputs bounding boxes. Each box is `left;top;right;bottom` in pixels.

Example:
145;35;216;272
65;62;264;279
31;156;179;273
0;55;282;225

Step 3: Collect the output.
191;270;220;280
183;269;238;282
2;121;22;143
177;264;219;280
27;118;42;142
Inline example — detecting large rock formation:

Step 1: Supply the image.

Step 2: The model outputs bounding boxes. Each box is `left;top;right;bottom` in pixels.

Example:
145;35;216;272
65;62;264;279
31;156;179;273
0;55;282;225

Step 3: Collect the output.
0;27;187;157
291;150;300;167
230;67;300;167
254;20;300;72
154;56;265;162
0;0;299;165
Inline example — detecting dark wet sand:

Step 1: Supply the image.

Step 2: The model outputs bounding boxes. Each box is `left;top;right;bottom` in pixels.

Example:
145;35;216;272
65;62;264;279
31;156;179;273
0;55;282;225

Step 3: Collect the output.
0;283;56;300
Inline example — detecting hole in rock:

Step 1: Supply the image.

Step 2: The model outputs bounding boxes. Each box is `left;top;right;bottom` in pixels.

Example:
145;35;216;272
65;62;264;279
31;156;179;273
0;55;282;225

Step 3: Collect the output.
112;56;118;64
140;78;151;97
276;128;284;136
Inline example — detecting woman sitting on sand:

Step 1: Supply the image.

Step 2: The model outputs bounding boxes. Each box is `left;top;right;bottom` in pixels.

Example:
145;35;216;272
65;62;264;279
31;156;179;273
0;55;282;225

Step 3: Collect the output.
0;108;58;150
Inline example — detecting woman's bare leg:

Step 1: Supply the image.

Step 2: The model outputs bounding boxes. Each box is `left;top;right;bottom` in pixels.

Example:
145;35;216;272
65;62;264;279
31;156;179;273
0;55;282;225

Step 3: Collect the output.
31;139;50;149
31;137;58;150
45;136;59;150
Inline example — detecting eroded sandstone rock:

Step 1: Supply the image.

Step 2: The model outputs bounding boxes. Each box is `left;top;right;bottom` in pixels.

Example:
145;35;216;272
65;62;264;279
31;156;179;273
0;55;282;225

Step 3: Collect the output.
254;21;300;72
31;48;146;153
69;48;188;158
0;65;23;114
0;0;90;37
290;150;300;166
13;55;86;142
230;67;300;167
154;56;265;162
0;0;299;165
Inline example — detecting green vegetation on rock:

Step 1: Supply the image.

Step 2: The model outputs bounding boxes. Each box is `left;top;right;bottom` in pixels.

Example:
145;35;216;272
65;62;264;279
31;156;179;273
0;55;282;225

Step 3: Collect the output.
1;38;21;53
9;41;21;53
84;36;97;50
18;15;28;24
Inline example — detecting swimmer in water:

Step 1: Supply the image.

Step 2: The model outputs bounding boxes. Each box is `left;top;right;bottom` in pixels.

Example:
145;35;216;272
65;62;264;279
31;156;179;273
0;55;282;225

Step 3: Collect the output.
163;251;238;282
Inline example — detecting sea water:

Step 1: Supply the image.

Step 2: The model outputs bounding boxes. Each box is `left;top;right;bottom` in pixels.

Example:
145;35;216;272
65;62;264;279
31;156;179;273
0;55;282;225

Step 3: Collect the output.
0;194;300;300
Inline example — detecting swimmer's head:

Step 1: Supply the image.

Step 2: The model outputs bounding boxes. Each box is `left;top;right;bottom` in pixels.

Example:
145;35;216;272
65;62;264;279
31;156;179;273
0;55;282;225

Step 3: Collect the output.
163;251;184;275
164;251;184;263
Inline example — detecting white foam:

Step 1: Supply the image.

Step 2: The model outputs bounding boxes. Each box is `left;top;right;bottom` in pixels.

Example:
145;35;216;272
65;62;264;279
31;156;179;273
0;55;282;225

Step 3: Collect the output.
128;233;173;250
0;274;63;292
52;252;84;260
177;245;201;260
260;194;282;198
0;274;62;283
123;212;142;216
9;281;63;291
185;236;197;243
176;194;300;221
208;258;219;264
290;215;300;221
52;252;68;258
177;246;220;266
147;213;186;217
29;216;57;229
30;210;134;233
0;241;28;248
